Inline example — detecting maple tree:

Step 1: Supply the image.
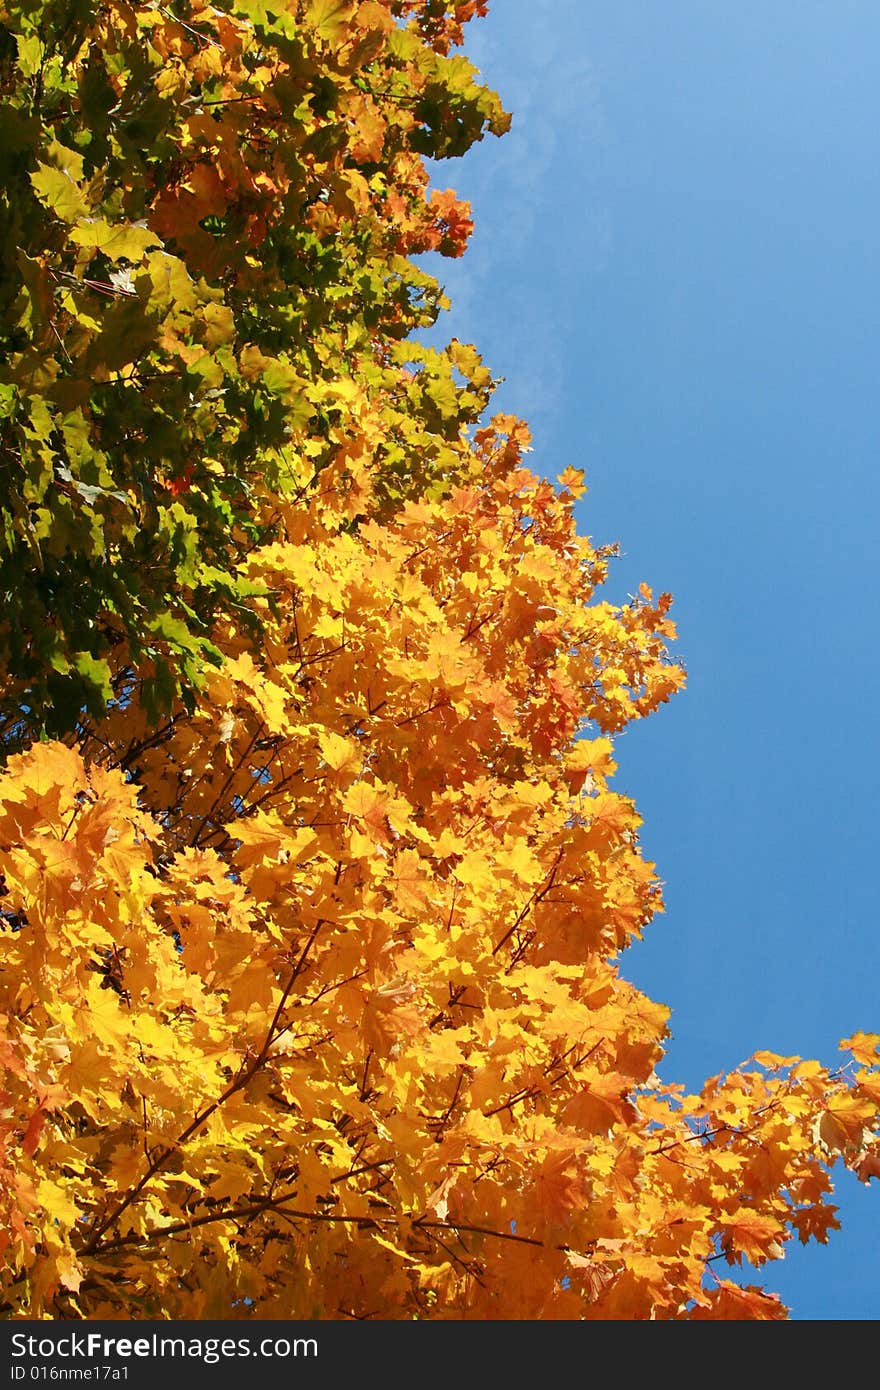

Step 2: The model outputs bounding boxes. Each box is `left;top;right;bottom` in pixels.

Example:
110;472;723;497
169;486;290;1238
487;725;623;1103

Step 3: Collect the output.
2;0;879;1322
0;0;505;737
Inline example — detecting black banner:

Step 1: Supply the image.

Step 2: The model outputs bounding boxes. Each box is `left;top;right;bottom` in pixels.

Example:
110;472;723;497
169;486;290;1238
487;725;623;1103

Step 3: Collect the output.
1;1322;592;1385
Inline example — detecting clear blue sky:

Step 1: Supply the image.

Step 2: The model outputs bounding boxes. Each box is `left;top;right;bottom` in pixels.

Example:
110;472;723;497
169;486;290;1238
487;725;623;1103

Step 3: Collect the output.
424;0;880;1319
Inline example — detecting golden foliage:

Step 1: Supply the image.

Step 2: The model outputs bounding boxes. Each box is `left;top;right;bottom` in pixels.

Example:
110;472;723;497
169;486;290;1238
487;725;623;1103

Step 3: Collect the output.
1;417;877;1319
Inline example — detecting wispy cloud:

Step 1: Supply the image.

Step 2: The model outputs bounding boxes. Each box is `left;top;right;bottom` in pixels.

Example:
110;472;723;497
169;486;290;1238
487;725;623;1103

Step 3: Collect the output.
424;1;613;444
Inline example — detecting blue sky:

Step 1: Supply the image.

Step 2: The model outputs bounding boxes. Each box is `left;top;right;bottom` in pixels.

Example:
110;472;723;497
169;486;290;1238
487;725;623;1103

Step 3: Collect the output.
424;0;880;1319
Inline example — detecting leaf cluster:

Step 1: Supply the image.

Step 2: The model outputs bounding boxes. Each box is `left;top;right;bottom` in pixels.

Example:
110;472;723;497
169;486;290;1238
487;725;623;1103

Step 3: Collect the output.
0;0;506;736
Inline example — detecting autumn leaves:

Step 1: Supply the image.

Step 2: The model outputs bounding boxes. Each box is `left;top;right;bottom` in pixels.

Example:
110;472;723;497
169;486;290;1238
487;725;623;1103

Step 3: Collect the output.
0;0;878;1321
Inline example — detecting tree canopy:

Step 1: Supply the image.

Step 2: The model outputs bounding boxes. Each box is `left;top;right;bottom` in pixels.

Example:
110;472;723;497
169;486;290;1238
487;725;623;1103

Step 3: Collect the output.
0;0;505;736
1;0;878;1321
